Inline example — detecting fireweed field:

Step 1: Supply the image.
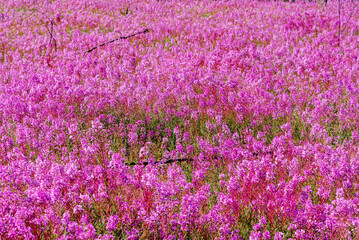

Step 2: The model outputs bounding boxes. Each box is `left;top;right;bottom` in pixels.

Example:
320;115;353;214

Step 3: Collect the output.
1;0;359;239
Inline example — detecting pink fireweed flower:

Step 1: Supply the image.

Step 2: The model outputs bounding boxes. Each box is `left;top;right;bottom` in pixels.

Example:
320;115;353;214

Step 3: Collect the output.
263;231;271;240
249;231;261;240
128;131;138;146
73;205;83;214
106;215;120;232
187;144;195;154
274;232;284;240
161;137;169;148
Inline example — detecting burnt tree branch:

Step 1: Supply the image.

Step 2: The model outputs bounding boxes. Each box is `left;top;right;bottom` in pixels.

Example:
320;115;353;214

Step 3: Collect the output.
86;29;149;53
30;9;57;52
341;1;358;34
126;158;193;166
124;149;276;167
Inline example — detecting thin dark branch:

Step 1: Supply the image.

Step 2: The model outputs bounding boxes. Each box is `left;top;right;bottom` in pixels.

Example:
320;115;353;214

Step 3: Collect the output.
126;158;193;166
30;9;57;52
253;151;273;157
50;21;57;51
125;150;275;167
86;29;149;53
341;1;358;34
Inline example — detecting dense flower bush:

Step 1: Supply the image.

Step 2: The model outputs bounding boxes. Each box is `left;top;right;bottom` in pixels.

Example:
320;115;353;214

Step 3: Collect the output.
1;0;359;238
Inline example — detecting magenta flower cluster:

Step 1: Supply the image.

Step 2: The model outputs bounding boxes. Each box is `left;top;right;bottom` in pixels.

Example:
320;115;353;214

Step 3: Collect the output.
1;0;359;239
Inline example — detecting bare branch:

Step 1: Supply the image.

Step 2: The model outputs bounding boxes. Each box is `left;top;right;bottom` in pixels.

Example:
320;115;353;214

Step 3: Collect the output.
30;9;57;52
126;158;194;166
125;150;274;167
85;29;149;53
341;1;358;34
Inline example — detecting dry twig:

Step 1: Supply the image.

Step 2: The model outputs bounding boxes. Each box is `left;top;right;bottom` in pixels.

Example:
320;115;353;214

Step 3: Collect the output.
341;1;358;34
30;9;57;52
126;158;193;166
86;29;149;53
125;150;275;167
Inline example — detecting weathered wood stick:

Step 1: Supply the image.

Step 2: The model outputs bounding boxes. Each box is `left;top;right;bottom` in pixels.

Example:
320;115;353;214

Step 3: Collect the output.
86;29;149;53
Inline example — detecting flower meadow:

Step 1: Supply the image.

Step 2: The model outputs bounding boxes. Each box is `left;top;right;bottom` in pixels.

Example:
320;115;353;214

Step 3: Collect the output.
1;0;359;239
